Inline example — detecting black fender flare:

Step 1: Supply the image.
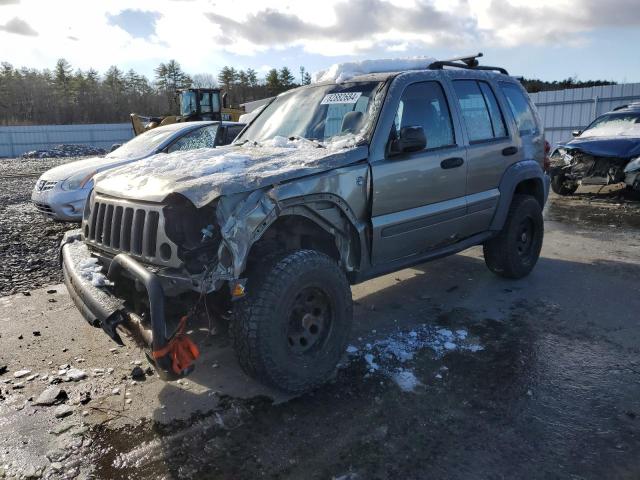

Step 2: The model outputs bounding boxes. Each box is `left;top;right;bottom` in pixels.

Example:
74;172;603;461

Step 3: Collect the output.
249;192;367;272
490;160;550;231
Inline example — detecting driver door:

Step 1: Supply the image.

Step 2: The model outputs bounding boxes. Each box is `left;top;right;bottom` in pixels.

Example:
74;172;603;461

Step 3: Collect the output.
370;81;468;264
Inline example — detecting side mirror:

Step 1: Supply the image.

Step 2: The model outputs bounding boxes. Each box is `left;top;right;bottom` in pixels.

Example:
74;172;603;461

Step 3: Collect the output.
572;130;582;137
392;126;426;154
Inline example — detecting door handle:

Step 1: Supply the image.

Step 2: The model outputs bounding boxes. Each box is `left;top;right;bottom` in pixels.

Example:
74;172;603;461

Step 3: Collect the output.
502;146;518;156
440;157;464;169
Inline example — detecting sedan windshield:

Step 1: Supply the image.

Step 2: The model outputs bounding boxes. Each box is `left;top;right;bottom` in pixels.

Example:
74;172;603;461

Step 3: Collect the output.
581;113;640;138
107;128;177;160
236;81;383;145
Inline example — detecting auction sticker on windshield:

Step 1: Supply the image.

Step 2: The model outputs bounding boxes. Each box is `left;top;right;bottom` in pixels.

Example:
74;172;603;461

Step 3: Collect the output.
321;92;362;105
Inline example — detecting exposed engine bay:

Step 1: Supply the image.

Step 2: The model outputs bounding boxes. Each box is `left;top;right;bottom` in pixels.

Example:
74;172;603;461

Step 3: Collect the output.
550;148;628;186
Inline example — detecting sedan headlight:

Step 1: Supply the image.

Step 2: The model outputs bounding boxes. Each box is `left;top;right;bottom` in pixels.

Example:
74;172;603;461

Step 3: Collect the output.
624;157;640;173
60;170;97;191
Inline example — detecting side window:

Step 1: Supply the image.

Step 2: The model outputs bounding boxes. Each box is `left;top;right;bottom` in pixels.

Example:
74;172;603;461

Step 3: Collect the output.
499;83;538;135
453;80;507;143
223;125;244;145
392;81;455;150
479;82;507;138
167;125;219;153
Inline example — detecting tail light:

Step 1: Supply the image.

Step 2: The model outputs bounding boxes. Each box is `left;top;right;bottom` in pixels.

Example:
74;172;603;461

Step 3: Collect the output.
543;140;551;173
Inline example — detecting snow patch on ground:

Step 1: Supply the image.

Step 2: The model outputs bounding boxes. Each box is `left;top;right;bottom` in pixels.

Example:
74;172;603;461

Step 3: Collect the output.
345;325;484;393
392;370;422;392
314;57;437;84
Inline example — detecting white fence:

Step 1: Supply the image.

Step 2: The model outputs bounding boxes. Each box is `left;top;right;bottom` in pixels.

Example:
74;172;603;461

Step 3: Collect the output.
530;83;640;146
0;123;133;158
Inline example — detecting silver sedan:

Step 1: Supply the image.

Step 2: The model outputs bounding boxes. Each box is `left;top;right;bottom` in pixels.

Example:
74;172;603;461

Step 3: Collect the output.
31;121;245;221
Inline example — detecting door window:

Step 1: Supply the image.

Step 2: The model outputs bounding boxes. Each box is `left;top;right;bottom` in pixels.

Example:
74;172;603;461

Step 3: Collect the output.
499;82;538;135
223;125;245;145
453;80;507;143
167;125;219;153
392;81;455;150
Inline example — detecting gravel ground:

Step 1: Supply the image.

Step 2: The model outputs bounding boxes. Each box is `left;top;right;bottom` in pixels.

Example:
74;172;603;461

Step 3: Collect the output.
0;157;80;296
1;198;640;479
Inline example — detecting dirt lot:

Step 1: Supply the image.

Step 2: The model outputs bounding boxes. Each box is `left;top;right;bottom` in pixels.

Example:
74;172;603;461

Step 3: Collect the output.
1;165;640;479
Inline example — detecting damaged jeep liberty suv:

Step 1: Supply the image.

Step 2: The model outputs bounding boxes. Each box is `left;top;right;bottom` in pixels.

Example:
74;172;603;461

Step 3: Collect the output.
61;55;549;393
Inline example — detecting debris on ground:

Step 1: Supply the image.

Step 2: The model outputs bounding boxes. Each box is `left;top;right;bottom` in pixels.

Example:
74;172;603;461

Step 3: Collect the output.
13;369;31;378
21;144;106;159
34;386;67;406
53;404;73;418
131;366;146;380
65;368;87;381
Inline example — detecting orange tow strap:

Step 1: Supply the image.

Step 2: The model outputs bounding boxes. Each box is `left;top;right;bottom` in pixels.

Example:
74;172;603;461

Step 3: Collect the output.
152;315;200;375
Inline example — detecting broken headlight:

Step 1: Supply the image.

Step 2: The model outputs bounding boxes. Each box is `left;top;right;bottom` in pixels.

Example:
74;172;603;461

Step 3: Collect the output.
624;156;640;173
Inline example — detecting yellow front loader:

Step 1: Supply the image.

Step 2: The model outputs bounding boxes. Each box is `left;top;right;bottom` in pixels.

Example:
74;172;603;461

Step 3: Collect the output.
130;88;245;136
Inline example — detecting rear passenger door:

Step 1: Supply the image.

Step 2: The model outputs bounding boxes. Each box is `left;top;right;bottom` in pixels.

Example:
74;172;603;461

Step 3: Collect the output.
370;80;468;264
498;81;544;169
450;78;515;232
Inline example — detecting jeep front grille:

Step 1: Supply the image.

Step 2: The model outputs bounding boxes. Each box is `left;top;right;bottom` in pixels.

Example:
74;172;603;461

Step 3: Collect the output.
83;195;180;268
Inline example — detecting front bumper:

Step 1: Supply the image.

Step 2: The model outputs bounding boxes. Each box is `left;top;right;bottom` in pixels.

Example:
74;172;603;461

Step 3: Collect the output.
60;231;190;379
32;187;87;221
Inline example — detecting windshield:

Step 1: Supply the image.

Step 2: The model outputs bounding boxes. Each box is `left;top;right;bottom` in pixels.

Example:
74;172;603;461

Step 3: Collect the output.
581;113;640;138
236;81;383;145
107;128;176;160
181;91;197;116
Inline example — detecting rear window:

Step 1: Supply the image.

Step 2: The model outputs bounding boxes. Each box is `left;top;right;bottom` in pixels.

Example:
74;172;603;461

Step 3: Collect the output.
499;83;538;135
453;80;507;143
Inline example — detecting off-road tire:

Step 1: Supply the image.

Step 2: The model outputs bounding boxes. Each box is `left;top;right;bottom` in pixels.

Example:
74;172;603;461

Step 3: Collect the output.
483;194;544;279
231;250;353;393
551;174;579;195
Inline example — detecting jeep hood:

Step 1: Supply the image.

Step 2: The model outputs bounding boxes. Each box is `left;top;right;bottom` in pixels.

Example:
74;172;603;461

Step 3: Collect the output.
558;136;640;159
94;136;368;208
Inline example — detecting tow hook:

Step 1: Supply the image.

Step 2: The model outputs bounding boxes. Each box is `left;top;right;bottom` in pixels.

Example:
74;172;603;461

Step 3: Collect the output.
151;315;200;377
107;253;200;380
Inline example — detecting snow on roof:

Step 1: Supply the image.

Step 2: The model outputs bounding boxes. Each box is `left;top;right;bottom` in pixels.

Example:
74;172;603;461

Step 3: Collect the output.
313;56;437;84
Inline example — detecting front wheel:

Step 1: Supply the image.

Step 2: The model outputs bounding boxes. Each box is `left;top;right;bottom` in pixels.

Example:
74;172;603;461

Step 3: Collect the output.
231;250;353;393
551;173;579;195
483;195;544;279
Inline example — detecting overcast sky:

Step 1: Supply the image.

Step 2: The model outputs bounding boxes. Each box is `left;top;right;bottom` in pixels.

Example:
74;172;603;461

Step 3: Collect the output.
1;0;639;83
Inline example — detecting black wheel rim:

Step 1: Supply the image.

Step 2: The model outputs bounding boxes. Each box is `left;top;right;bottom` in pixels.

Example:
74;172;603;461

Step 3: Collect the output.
516;217;535;259
287;286;333;356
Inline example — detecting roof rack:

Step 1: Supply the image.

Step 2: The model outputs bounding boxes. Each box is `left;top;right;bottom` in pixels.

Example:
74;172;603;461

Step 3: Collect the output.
428;53;509;75
612;104;629;111
612;102;640;112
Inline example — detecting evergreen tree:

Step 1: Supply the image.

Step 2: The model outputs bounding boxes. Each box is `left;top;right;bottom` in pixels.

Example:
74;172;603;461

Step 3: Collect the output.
265;68;281;93
278;67;295;89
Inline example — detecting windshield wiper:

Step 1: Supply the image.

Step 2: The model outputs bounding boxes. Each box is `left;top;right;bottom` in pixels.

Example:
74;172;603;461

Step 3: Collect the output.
288;136;325;148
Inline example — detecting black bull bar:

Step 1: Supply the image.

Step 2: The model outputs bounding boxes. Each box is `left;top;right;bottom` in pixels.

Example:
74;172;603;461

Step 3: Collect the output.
60;233;191;379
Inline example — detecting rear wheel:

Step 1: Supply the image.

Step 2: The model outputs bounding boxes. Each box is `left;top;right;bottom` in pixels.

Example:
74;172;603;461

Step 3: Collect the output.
551;174;579;195
483;194;544;279
232;250;353;393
